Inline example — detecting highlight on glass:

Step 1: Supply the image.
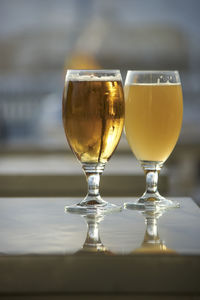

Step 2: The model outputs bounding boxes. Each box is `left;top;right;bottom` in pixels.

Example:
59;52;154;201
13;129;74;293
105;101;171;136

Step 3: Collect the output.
62;69;125;213
124;70;183;210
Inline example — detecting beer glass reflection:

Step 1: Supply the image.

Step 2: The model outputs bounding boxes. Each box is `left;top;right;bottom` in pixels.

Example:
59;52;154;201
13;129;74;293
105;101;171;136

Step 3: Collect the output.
75;214;111;255
133;208;175;253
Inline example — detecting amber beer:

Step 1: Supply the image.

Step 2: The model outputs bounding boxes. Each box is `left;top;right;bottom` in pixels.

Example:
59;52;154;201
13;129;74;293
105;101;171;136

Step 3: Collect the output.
125;84;183;162
63;80;124;163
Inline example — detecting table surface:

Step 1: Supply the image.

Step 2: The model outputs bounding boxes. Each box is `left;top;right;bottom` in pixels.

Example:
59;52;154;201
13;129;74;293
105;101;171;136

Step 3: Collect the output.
0;197;199;255
0;197;200;298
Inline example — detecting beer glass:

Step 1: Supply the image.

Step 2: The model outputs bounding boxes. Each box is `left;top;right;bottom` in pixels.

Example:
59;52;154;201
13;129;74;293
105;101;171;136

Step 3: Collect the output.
63;70;124;213
124;71;183;209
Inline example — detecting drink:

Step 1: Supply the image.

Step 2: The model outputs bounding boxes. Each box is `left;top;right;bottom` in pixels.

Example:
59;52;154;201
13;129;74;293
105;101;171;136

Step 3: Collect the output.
63;80;124;163
124;83;183;162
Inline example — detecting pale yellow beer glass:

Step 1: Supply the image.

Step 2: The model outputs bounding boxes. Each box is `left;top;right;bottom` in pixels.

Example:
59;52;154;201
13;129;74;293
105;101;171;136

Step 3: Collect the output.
124;71;183;209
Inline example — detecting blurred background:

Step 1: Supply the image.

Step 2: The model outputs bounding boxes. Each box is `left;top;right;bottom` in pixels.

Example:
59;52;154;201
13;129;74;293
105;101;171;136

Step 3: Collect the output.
0;0;199;204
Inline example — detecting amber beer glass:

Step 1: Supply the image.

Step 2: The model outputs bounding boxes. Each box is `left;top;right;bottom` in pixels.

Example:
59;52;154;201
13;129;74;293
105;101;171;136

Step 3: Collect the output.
63;70;124;213
124;71;183;209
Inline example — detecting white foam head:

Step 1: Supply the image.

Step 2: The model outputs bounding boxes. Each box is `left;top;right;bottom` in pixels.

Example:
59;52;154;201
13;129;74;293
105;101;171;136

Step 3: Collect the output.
65;70;122;82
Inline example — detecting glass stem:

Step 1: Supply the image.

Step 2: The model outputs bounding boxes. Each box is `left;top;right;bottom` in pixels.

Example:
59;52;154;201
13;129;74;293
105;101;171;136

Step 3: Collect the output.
87;173;100;197
81;162;106;205
145;170;159;194
140;161;163;202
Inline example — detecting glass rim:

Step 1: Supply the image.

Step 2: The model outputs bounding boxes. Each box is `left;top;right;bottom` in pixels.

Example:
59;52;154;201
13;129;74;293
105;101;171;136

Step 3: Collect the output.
127;70;179;73
66;69;121;73
125;70;181;84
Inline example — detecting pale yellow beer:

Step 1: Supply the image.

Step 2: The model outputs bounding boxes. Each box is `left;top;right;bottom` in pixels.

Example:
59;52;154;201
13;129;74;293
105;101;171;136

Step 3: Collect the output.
125;84;183;162
63;80;124;163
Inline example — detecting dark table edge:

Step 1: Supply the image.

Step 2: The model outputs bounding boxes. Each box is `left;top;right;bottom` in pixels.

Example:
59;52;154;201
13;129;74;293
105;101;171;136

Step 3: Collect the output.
0;254;199;295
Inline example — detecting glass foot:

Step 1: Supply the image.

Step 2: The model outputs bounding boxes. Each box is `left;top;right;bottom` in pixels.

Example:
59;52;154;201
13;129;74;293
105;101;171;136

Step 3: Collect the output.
65;197;122;215
125;193;180;211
